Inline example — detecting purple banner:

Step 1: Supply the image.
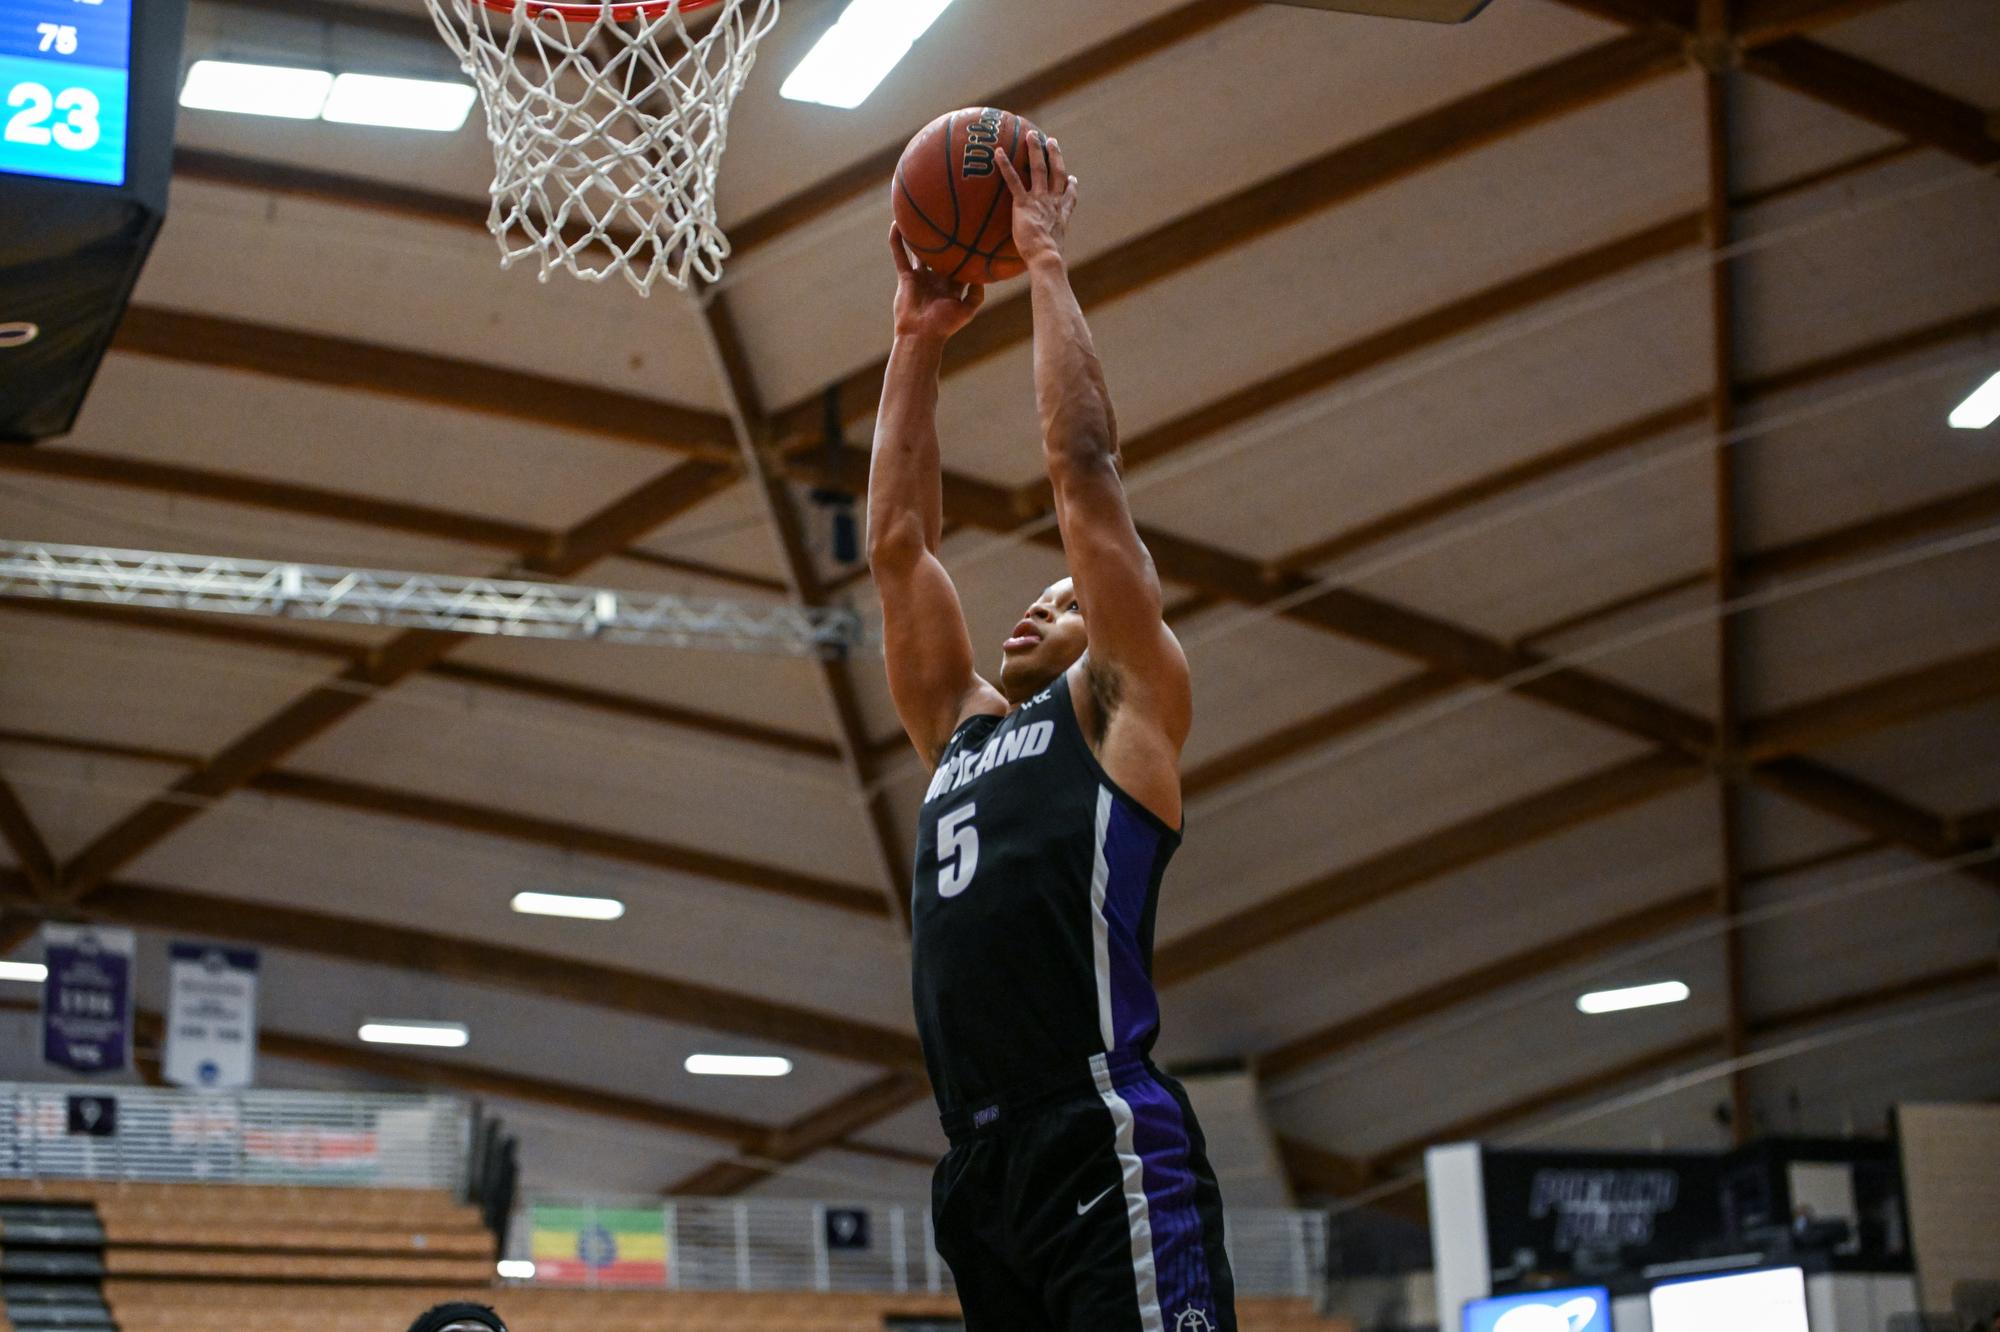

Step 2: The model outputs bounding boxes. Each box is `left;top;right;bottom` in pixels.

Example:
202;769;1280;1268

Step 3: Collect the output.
41;925;135;1075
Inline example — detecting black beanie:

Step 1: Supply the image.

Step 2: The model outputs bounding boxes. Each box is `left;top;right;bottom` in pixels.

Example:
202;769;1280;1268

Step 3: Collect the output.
406;1303;508;1332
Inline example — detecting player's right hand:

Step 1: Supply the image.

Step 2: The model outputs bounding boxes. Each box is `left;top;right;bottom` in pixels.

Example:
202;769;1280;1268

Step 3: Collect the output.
890;226;985;342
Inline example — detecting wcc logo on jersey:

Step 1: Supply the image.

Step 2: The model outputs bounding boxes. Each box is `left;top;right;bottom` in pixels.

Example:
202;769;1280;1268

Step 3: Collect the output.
923;719;1054;803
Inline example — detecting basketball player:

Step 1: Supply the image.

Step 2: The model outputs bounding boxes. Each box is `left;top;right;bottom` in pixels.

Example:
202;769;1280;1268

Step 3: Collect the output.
868;133;1235;1332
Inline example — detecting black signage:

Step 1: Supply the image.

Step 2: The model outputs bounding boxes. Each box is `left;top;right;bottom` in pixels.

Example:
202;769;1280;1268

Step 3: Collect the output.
1483;1149;1723;1278
825;1207;869;1250
66;1093;116;1137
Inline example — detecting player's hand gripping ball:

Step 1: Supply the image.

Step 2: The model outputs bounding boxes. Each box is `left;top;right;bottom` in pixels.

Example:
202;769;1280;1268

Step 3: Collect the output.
892;107;1058;284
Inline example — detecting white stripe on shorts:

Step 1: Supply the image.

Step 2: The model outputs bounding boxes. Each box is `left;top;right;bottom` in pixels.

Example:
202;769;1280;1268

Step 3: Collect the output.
1090;786;1115;1051
1092;1052;1163;1332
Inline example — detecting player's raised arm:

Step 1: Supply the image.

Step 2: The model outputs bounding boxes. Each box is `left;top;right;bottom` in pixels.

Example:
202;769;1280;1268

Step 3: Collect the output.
868;228;1009;767
995;139;1193;778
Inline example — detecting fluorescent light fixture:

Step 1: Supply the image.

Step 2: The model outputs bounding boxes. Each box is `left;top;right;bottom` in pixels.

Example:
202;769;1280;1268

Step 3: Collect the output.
780;0;958;109
496;1259;536;1279
511;891;625;921
0;961;47;983
1577;981;1690;1015
685;1053;792;1077
322;73;477;132
1949;370;2000;429
359;1020;469;1048
181;60;333;120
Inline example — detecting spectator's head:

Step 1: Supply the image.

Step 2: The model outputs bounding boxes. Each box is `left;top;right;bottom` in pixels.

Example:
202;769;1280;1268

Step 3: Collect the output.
407;1303;507;1332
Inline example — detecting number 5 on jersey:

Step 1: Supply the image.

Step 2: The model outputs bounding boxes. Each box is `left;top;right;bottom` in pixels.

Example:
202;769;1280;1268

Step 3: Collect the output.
937;803;979;898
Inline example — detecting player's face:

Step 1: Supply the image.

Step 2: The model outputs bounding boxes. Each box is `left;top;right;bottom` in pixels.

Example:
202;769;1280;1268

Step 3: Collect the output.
998;578;1087;699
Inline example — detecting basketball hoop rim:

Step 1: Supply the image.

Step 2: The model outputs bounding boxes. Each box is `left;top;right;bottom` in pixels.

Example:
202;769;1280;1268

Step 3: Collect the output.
471;0;723;21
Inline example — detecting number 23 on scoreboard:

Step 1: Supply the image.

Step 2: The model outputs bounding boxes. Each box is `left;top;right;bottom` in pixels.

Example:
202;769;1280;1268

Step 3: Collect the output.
5;80;100;151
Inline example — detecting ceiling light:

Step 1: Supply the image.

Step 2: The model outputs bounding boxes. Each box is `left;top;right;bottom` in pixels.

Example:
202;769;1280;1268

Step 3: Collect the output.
0;961;47;983
180;60;333;120
511;891;625;921
359;1020;469;1048
780;0;958;109
322;73;477;132
685;1054;792;1076
1577;981;1690;1014
1948;370;2000;429
496;1259;536;1279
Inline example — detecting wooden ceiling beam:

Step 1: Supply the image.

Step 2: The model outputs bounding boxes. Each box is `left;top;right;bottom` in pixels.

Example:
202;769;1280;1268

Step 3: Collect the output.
1155;750;1705;985
1740;477;2000;583
0;728;874;912
1741;643;2000;760
1737;302;2000;404
1549;0;1997;168
1256;885;1721;1081
1742;40;2000;166
0;593;367;660
1749;757;2000;888
1107;214;1705;483
0;780;55;899
1181;669;1461;799
423;662;841;761
768;32;1688;448
258;1026;936;1169
249;770;888;917
0;446;553;555
1230;642;2000;1078
698;294;913;921
198;0;443;45
0;445;788;596
1368;1034;1726;1167
258;1030;771;1148
0;870;926;1069
667;1068;931;1196
727;0;1256;256
1278;299;2000;585
0;597;838;762
1747;958;2000;1039
54;457;741;904
111;307;743;462
1732;0;1908;45
1361;953;2000;1167
1281;399;1711;577
172;148;489;232
1700;63;1753;1141
178;4;1258;259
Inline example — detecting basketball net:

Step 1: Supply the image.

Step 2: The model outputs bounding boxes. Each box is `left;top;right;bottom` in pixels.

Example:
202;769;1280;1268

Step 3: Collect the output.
425;0;781;295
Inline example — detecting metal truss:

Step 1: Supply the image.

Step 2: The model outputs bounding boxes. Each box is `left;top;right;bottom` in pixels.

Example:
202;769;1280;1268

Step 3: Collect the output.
0;542;870;657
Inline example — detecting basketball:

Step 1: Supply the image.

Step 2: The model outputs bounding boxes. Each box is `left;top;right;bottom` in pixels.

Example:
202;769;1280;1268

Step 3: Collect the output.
892;107;1048;285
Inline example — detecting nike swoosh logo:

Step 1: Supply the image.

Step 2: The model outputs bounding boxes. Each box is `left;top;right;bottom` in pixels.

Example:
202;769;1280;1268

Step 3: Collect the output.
1077;1185;1118;1216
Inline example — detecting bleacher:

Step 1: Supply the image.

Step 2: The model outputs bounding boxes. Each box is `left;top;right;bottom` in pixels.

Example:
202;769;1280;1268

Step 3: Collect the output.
0;1086;1354;1332
101;1286;1337;1332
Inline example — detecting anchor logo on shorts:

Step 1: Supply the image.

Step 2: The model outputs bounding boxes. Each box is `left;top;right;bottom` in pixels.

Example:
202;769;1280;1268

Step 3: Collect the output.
1174;1307;1216;1332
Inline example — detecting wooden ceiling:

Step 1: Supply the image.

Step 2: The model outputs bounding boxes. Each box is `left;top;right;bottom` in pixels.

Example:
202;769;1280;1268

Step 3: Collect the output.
0;0;1996;1206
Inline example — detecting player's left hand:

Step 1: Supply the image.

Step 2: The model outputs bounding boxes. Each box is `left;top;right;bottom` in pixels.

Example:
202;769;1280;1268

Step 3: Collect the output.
996;132;1077;267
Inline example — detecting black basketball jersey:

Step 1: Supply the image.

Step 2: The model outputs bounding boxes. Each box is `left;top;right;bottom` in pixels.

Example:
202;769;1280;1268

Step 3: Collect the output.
911;671;1182;1112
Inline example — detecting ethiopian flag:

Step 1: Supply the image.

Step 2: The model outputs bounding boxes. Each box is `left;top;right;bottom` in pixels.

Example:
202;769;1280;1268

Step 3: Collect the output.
530;1205;669;1286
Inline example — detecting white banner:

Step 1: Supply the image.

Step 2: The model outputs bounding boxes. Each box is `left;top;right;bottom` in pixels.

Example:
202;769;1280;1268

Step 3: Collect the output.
164;943;259;1090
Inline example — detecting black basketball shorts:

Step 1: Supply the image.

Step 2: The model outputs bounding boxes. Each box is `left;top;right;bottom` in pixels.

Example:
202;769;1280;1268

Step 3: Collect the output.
932;1051;1237;1332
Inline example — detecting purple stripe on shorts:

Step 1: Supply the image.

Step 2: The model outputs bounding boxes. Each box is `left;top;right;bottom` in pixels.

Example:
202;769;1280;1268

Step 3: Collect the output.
1121;1073;1217;1332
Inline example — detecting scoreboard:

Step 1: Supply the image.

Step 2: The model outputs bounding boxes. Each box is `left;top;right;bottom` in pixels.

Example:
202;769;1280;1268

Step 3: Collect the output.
1;0;132;187
0;0;180;442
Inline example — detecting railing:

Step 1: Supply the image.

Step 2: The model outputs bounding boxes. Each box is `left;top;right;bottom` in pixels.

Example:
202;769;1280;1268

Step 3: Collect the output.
0;1083;471;1191
511;1196;1326;1299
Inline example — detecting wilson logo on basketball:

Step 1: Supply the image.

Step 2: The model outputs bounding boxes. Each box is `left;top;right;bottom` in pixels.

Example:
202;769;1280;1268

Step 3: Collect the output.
961;108;1005;177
